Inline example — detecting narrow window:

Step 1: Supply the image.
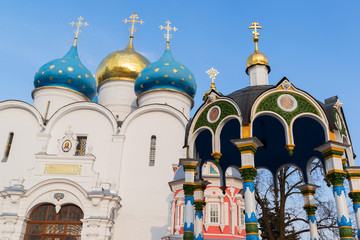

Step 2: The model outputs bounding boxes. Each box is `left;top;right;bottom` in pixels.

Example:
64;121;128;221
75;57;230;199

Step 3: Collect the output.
209;203;219;224
149;136;156;166
240;207;245;225
180;204;184;225
75;136;87;156
2;132;14;162
44;101;51;120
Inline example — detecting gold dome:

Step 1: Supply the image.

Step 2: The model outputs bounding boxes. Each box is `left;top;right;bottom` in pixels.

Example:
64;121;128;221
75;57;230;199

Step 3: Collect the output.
246;50;269;68
96;38;150;86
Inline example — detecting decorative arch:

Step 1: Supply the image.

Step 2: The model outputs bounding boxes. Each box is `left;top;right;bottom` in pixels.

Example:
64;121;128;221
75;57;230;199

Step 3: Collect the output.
190;127;214;159
274;163;305;189
215;115;242;153
251;111;290;145
187;98;241;153
250;79;330;146
290;113;330;142
120;104;188;136
190;99;240;135
24;178;89;218
24;203;83;239
0;100;44;126
46;102;118;134
306;157;325;185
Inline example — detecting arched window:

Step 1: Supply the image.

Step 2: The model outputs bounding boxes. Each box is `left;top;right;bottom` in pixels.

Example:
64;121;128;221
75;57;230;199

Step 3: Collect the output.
24;204;83;239
149;135;156;166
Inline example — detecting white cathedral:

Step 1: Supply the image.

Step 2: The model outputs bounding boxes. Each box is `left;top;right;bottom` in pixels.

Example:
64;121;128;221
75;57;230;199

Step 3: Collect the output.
0;15;247;240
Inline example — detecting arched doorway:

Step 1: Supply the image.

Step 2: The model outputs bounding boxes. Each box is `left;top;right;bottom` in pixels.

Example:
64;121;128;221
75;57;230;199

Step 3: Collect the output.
24;204;83;240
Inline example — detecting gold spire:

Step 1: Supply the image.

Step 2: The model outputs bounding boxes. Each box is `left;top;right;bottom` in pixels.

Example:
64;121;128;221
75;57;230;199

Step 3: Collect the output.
206;68;219;90
70;16;88;46
123;12;144;38
159;20;178;49
246;21;269;71
248;21;262;52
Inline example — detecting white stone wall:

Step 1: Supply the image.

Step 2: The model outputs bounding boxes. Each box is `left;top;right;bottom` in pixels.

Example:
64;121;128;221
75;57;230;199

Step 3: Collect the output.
113;105;188;240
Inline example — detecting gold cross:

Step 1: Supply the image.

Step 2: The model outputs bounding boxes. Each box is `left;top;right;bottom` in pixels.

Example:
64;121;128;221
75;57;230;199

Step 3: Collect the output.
70;16;88;45
124;12;144;38
248;21;262;52
206;68;219;90
159;20;178;43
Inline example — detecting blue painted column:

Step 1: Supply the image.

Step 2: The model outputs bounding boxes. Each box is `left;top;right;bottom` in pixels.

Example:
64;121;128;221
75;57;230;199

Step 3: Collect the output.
180;158;200;240
231;137;263;240
316;141;353;240
298;184;320;240
347;167;360;239
193;180;207;240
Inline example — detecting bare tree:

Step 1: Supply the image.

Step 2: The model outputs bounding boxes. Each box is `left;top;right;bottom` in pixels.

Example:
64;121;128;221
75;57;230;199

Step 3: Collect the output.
255;162;340;240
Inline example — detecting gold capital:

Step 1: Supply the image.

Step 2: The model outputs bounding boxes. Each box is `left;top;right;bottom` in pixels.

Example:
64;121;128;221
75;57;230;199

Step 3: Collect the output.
70;16;88;45
248;21;263;52
159;20;178;48
124;12;144;38
206;68;219;90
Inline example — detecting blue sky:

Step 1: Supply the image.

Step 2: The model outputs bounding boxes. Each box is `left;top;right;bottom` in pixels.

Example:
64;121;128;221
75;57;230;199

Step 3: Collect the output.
0;0;358;162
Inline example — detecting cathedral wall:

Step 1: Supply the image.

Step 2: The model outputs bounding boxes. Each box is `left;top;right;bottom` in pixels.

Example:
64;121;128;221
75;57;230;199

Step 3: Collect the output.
114;109;187;240
46;107;120;188
33;88;87;119
0;107;40;190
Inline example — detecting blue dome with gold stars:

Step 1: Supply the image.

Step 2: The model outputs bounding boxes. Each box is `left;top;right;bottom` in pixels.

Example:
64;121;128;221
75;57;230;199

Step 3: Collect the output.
34;43;97;100
134;47;196;98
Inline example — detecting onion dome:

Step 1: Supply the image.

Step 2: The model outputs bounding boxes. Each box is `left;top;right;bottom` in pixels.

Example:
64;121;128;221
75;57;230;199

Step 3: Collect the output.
96;37;150;86
246;51;269;69
246;21;270;74
34;43;96;100
135;46;196;98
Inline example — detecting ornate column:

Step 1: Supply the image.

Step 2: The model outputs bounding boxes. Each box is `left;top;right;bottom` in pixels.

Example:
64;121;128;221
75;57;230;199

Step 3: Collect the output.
220;195;225;232
180;158;200;240
231;137;263;240
346;166;360;239
297;184;320;240
236;198;243;234
315;141;353;240
231;203;237;234
175;200;181;234
194;180;207;240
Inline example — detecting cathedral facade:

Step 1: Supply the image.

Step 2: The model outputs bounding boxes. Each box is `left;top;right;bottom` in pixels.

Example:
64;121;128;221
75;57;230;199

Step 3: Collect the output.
0;14;357;240
0;14;246;240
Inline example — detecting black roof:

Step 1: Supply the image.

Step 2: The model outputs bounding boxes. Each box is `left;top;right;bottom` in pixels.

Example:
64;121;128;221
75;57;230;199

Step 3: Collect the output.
227;85;273;125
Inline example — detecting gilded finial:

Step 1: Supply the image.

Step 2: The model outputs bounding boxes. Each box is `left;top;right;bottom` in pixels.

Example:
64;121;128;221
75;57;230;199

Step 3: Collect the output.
159;20;178;49
70;16;88;46
123;12;144;38
206;68;219;90
248;21;262;52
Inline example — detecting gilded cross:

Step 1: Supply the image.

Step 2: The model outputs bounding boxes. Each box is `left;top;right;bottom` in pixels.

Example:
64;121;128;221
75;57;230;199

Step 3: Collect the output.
70;16;88;43
206;68;219;90
248;21;262;52
159;20;178;43
124;12;144;37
